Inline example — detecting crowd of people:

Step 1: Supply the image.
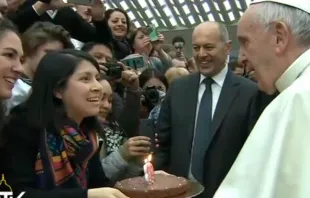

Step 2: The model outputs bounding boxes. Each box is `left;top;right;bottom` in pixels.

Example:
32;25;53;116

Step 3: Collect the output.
0;0;309;198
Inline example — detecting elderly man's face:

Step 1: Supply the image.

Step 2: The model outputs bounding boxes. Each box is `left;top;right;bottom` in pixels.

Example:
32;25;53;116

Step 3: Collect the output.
237;6;277;94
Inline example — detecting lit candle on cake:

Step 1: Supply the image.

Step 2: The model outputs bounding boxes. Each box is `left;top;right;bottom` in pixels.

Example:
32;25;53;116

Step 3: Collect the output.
143;154;155;184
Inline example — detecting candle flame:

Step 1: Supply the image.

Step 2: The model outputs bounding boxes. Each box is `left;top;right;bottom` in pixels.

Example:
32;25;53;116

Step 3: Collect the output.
144;154;152;163
147;154;152;161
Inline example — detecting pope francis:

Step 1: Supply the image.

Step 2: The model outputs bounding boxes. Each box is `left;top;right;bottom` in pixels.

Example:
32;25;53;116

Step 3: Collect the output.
214;0;310;198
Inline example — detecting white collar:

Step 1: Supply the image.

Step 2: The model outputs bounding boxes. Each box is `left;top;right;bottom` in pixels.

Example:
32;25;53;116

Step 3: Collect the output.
275;48;310;92
200;65;228;87
46;10;58;19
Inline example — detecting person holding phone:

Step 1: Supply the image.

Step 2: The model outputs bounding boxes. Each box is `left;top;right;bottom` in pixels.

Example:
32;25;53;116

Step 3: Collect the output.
126;27;172;74
98;77;153;182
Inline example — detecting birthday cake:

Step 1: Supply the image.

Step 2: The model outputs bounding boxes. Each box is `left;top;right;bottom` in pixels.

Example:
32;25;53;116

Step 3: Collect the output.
114;174;190;198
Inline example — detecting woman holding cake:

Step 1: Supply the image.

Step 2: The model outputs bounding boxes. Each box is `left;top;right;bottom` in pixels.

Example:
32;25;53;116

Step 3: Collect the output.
3;50;128;198
98;77;152;182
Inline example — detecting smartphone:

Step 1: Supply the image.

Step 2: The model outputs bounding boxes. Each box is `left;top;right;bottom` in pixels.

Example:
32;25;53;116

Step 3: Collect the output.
139;119;156;153
66;0;96;5
103;63;123;79
147;25;159;42
121;56;145;70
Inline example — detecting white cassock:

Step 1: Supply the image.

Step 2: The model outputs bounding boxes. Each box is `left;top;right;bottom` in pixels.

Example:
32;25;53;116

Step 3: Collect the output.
214;48;310;198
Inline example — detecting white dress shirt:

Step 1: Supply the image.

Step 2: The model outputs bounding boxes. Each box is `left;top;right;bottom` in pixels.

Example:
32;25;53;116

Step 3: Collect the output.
188;65;228;180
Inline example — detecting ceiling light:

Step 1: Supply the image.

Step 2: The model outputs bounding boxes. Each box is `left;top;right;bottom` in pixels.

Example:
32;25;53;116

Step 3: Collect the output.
161;19;167;27
193;5;199;13
228;12;235;21
219;13;224;21
120;1;128;10
134;21;141;28
236;0;242;9
188;15;195;25
182;5;190;14
202;2;210;12
158;0;165;6
164;7;172;16
151;19;158;27
145;9;153;18
223;1;231;10
214;2;220;11
169;17;177;26
173;7;180;15
208;13;215;21
179;17;185;25
199;15;204;23
127;11;135;20
139;0;147;8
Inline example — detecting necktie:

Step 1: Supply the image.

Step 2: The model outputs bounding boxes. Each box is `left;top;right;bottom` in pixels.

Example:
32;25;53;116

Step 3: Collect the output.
191;78;214;182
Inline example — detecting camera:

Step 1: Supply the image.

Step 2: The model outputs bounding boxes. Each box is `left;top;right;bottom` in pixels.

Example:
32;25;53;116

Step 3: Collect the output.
147;24;159;42
142;86;166;111
121;55;145;70
103;62;123;79
143;86;160;105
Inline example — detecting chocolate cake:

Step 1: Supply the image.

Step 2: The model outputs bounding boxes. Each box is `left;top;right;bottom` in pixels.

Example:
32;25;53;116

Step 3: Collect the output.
115;174;190;198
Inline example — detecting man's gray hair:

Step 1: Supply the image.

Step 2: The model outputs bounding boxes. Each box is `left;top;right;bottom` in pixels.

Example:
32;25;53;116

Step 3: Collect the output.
218;23;230;43
255;2;310;47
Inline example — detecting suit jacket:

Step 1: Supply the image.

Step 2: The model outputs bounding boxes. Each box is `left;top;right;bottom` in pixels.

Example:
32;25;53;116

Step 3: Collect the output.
155;70;271;198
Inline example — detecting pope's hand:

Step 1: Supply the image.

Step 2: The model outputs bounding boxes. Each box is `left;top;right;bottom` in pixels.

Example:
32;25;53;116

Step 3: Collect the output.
154;170;170;176
88;188;129;198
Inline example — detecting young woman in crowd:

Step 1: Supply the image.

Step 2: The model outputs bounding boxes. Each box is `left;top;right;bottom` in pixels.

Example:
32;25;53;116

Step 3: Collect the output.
126;27;172;73
4;49;127;198
105;8;131;60
97;78;151;182
0;18;23;174
139;68;169;121
81;42;141;137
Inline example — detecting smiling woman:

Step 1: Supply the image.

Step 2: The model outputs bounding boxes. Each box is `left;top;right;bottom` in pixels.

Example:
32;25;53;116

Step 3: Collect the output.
0;18;23;175
3;49;128;198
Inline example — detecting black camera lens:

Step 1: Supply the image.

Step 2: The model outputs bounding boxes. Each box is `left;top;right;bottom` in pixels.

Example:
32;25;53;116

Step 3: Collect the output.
143;86;160;105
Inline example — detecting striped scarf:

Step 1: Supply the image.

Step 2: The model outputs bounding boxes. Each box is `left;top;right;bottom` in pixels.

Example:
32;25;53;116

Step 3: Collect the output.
35;124;98;189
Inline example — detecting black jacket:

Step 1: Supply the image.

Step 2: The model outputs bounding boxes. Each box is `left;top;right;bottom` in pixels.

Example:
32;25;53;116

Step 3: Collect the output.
155;71;273;198
3;106;113;198
8;2;112;45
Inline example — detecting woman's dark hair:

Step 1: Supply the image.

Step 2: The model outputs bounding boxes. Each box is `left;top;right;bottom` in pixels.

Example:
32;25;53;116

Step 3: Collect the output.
81;42;113;53
0;18;20;146
16;49;101;131
0;18;19;39
139;68;169;89
105;8;131;35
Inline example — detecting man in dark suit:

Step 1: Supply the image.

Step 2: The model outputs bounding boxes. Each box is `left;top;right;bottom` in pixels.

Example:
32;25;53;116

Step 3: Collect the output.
154;22;268;198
